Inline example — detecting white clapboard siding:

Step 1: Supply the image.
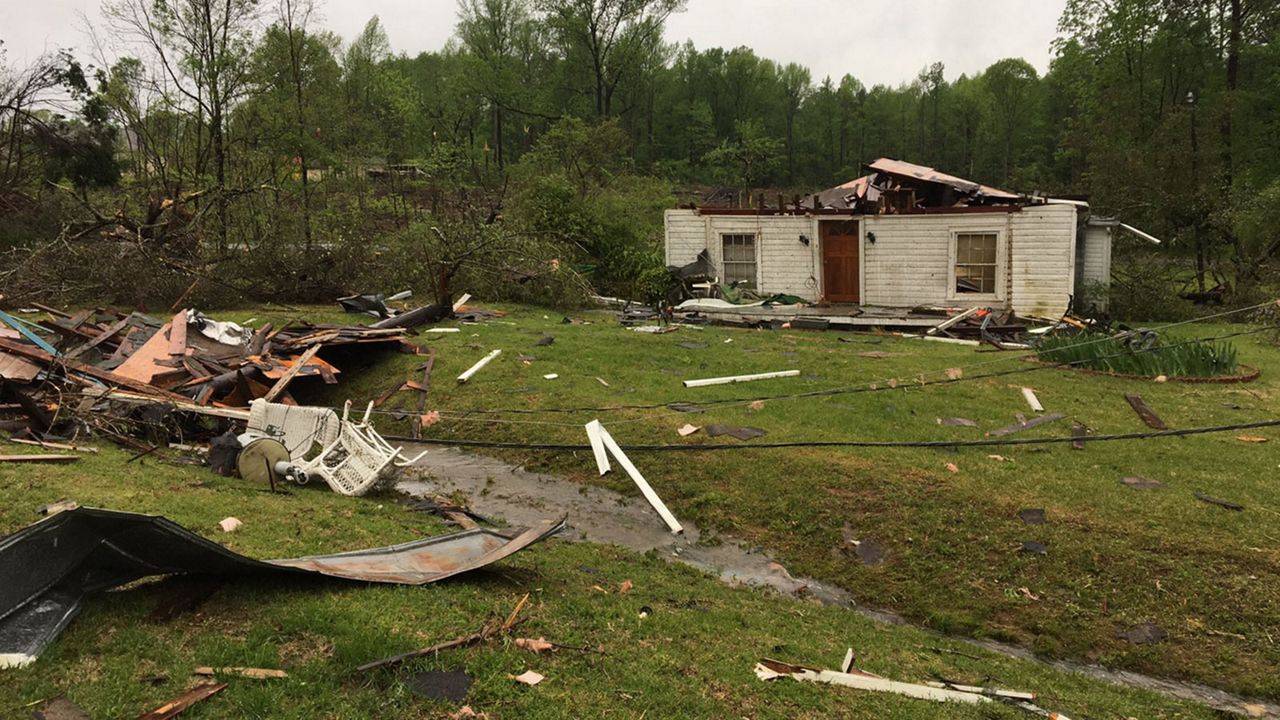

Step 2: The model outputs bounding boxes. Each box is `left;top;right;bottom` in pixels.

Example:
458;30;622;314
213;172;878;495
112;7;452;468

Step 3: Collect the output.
664;209;706;266
662;205;1082;316
1008;204;1078;317
704;215;820;301
861;213;1011;308
1079;224;1112;310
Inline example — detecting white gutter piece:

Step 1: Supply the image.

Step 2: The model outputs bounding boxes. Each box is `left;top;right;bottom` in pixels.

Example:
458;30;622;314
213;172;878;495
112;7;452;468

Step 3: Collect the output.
1022;387;1044;413
457;349;501;383
682;370;800;388
1118;223;1163;245
595;423;682;534
584;420;611;475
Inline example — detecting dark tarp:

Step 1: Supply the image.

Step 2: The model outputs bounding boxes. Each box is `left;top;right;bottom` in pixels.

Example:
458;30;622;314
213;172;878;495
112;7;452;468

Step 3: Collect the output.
0;507;564;668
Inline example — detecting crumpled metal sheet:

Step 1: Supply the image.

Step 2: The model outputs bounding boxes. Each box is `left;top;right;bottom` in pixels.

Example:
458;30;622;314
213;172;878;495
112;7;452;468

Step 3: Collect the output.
0;507;565;668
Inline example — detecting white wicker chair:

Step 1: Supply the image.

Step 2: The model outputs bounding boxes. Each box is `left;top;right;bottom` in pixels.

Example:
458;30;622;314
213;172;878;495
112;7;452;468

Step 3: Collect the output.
245;399;427;496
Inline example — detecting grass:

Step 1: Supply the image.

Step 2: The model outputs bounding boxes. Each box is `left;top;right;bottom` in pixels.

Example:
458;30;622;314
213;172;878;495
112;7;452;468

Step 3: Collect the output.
0;445;1229;718
275;303;1280;700
0;302;1277;717
1034;332;1241;378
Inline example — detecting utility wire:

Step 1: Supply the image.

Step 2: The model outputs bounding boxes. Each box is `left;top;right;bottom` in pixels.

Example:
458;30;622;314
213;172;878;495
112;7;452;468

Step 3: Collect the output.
386;418;1280;452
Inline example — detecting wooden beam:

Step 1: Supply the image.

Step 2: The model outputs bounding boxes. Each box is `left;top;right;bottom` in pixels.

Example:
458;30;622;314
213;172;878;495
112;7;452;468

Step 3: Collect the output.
1125;394;1168;429
0;337;188;400
167;310;188;356
0;454;79;463
65;313;134;360
261;345;320;403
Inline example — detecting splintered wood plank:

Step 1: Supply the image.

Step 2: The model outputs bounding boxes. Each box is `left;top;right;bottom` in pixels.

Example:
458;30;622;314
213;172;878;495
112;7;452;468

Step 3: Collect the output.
1125;394;1168;429
0;454;80;463
65;313;134;359
986;412;1067;438
167;310;188;356
136;683;226;719
261;345;320;403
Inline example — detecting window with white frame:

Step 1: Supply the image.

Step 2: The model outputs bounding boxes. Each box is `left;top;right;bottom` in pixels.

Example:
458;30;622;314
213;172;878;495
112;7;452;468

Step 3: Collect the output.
721;234;757;287
953;232;999;294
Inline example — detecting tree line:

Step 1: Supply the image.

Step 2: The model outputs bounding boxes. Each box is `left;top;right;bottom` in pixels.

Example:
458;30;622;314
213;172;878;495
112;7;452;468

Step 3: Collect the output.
1;0;1278;307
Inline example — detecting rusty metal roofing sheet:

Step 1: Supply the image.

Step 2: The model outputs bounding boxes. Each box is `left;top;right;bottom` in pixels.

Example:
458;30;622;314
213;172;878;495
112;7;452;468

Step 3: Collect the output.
0;507;565;667
867;158;1021;200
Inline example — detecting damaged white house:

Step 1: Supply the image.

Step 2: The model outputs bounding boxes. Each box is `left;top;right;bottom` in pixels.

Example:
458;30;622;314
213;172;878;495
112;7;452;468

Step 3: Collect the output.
665;158;1159;319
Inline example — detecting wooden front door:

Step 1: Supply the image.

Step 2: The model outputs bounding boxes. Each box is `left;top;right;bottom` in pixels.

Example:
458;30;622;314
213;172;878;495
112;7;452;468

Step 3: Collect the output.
821;220;860;303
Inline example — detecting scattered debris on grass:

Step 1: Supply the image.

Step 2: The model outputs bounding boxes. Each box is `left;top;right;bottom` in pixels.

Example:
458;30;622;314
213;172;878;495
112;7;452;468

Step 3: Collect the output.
1117;622;1168;645
137;682;226;720
216;517;242;533
938;417;977;427
1195;493;1244;511
1125;393;1168;429
1021;541;1047;555
677;423;700;436
585;420;683;534
1017;509;1046;525
986;412;1067;438
512;670;544;686
410;670;473;701
193;666;287;679
32;697;90;720
853;539;886;566
705;424;767;441
457;349;502;384
682;370;799;388
1122;476;1166;490
356;594;531;673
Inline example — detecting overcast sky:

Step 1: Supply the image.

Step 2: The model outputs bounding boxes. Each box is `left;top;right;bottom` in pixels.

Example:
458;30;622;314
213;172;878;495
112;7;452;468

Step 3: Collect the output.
1;0;1066;87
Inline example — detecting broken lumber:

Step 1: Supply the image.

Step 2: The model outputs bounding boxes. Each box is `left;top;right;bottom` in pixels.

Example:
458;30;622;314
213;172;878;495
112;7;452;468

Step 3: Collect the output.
682;370;799;388
926;306;981;336
136;682;226;719
754;659;989;705
193;666;287;679
1125;394;1168;429
986;412;1067;438
0;337;190;401
0;454;79;463
593;421;682;534
457;349;501;384
261;344;320;402
355;593;528;673
65;313;134;359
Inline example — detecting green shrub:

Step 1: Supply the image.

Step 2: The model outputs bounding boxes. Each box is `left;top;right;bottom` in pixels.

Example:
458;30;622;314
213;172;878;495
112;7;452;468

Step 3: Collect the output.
1035;333;1239;378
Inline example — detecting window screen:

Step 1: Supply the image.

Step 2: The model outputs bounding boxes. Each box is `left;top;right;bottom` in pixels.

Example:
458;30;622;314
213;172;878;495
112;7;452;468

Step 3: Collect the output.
954;232;998;294
722;234;757;287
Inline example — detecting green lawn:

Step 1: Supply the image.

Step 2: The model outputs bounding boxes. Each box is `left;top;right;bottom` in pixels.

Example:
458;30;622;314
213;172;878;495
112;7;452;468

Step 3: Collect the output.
284;303;1279;700
0;302;1276;718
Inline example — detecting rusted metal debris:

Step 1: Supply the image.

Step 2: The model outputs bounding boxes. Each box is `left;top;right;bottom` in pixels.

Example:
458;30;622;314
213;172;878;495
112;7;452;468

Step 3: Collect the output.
0;508;565;668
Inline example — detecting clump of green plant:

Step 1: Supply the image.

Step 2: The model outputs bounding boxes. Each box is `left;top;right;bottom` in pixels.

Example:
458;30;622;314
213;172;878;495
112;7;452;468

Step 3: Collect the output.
1034;333;1239;378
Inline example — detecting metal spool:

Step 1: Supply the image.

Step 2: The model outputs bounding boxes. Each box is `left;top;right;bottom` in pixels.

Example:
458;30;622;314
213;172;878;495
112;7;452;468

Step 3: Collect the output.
236;437;290;486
